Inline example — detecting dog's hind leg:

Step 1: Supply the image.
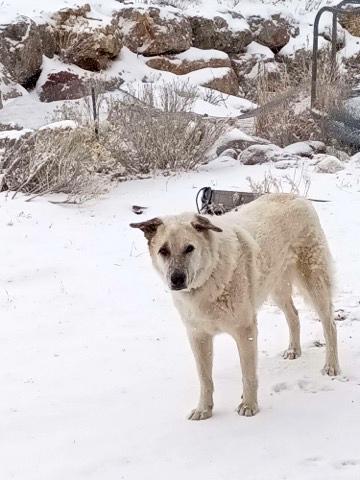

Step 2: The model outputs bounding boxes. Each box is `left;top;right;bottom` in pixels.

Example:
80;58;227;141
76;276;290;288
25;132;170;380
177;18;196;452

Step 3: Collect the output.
187;329;214;421
295;245;340;376
272;277;301;360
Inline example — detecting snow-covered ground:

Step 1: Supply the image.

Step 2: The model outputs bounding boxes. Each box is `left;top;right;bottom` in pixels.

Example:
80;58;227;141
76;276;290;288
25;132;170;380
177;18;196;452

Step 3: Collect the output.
1;158;360;480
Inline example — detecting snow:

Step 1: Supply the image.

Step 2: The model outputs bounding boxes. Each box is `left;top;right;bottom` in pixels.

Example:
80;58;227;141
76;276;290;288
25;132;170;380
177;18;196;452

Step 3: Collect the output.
39;120;77;130
246;41;275;60
1;160;360;479
165;47;229;63
0;128;32;140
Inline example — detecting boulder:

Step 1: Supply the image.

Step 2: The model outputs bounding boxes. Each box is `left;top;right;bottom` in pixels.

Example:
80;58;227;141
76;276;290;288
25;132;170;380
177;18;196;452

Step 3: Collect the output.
115;7;192;55
146;47;231;75
52;4;122;71
37;23;58;58
216;135;269;156
0;63;28;103
239;143;300;165
283;140;326;158
314;154;345;173
247;14;298;52
325;146;351;162
0;16;43;87
38;68;124;102
202;67;239;96
189;11;252;54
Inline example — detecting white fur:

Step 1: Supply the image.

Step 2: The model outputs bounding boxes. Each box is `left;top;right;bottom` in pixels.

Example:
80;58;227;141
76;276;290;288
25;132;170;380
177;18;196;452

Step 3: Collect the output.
135;193;340;420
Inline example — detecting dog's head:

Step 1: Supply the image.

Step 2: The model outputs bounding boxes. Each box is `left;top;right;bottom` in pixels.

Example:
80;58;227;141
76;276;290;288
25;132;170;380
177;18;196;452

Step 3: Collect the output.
130;213;222;291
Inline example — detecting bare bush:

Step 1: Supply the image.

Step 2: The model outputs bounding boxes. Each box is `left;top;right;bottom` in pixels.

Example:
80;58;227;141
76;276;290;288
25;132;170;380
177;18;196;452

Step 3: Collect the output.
105;102;224;175
254;48;349;147
2;127;109;201
122;80;199;113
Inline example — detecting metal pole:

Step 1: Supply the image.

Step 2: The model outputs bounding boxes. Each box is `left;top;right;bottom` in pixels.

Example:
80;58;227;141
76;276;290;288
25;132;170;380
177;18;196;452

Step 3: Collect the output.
331;12;338;78
91;86;99;139
311;9;323;108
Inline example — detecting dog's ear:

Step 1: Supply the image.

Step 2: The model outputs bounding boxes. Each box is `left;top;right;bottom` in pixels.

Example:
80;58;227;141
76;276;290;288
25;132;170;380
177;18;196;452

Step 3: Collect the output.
130;217;163;241
191;215;222;233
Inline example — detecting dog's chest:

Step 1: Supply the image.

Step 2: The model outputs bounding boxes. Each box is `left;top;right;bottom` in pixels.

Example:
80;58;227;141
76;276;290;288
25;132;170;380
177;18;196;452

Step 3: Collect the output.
173;291;237;334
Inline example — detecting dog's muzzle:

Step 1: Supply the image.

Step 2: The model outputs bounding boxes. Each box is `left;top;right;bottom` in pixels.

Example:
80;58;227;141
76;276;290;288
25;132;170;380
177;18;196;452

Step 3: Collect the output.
170;270;187;291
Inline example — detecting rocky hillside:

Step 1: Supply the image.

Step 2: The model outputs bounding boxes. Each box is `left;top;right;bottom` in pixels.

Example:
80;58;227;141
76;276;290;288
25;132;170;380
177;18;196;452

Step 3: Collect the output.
1;0;360;108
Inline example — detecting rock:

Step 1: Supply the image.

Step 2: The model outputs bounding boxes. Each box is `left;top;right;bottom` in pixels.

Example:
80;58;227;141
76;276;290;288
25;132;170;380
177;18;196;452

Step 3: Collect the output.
314;154;345;173
0;63;28;102
307;140;326;154
146;47;231;74
283;140;327;158
202;67;239;96
52;4;122;71
115;7;192;55
239;143;300;165
219;148;238;159
190;11;252;54
325;146;351;162
0;128;33;168
232;41;276;78
339;8;360;36
247;14;298;52
38;67;124;102
216;135;270;156
0;16;43;87
37;23;58;58
283;142;314;157
39;71;84;102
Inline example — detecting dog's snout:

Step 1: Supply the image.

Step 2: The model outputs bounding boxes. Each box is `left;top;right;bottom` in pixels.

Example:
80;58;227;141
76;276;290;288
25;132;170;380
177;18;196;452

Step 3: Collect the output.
170;270;187;290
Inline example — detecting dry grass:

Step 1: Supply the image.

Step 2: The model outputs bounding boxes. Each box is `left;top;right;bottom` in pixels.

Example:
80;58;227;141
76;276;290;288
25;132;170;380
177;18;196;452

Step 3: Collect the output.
247;165;311;197
254;48;349;147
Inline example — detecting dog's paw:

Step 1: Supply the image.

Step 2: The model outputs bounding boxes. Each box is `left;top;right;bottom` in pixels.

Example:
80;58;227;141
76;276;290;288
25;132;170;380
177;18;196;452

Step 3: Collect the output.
283;347;301;360
188;408;212;421
237;402;258;417
322;363;340;376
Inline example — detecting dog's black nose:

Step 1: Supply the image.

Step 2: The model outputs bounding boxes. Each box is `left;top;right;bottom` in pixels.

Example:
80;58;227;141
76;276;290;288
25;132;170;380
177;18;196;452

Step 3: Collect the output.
170;271;186;290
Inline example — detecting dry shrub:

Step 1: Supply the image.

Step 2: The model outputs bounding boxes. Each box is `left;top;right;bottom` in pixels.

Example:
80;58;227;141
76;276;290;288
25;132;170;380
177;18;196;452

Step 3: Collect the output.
247;166;311;197
123;80;199;113
254;48;349;147
105;103;224;175
2;127;108;201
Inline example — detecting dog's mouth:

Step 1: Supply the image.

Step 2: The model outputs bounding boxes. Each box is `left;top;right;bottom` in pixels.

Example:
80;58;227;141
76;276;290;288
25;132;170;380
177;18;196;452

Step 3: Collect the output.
170;284;187;291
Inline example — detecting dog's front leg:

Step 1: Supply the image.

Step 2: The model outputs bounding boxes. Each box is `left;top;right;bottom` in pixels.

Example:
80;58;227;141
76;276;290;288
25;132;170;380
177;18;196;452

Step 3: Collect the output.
187;329;214;421
234;320;259;417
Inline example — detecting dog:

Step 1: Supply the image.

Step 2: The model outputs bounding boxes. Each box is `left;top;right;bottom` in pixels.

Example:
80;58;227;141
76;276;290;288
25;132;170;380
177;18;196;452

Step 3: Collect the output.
130;193;340;420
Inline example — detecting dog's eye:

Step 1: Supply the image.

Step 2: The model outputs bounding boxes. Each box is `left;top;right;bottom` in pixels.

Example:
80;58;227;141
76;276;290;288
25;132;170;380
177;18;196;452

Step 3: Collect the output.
159;246;170;257
184;244;195;254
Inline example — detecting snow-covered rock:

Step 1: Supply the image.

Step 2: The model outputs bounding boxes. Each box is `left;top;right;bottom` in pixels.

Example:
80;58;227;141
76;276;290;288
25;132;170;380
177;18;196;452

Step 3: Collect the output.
0;16;43;86
239;143;300;165
189;10;252;54
283;141;326;158
314;154;345;173
115;6;192;56
202;67;239;96
37;60;124;102
146;47;231;75
52;4;122;71
0;63;28;103
247;13;298;51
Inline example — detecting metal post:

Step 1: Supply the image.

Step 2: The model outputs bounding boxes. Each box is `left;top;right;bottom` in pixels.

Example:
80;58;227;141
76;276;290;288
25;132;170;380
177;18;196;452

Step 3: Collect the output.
91;86;99;139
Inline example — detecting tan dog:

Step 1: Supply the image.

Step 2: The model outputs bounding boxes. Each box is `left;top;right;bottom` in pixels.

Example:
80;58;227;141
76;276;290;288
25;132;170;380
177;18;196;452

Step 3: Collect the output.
130;193;340;420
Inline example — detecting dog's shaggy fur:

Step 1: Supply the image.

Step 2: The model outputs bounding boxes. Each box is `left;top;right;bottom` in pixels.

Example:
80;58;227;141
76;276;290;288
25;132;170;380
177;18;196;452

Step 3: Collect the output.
131;193;340;420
